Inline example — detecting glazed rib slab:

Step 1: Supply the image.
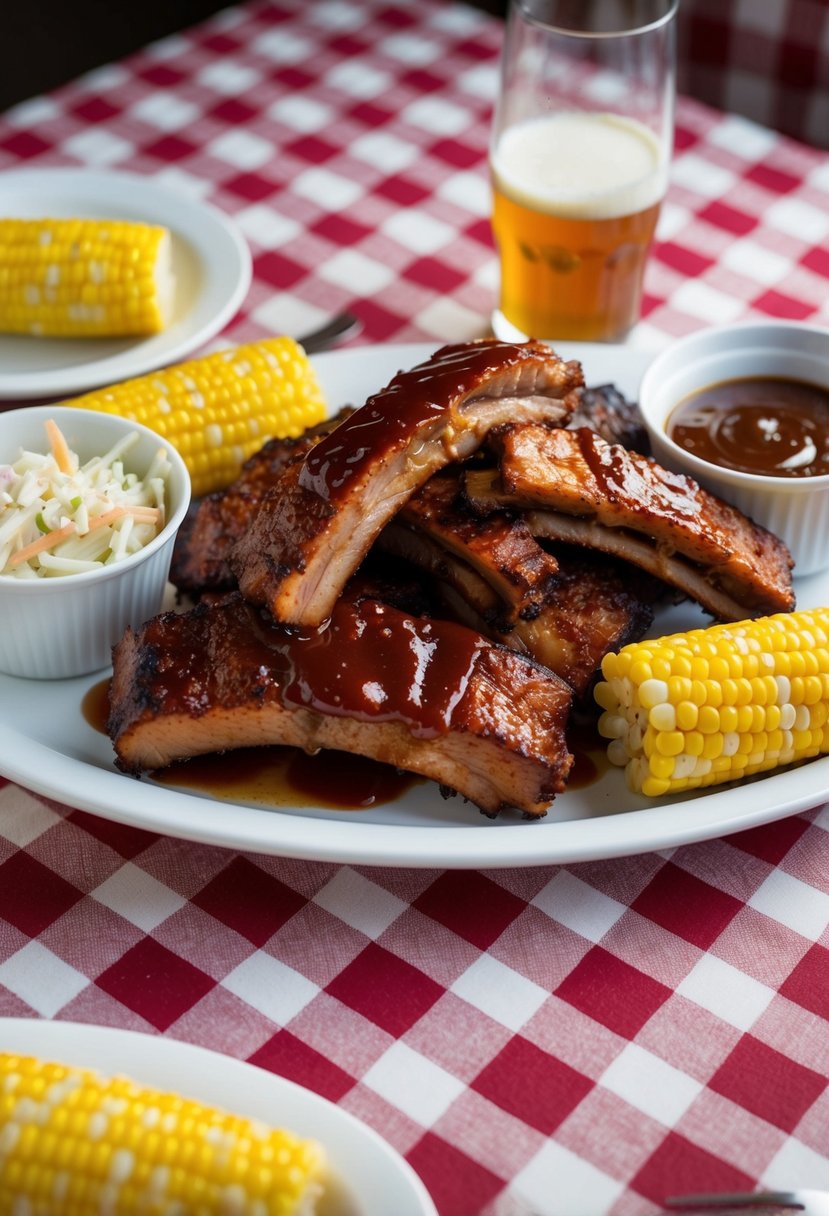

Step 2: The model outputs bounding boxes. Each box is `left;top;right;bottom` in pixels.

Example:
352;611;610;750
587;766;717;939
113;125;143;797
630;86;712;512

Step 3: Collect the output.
231;340;581;626
109;593;574;818
464;425;795;620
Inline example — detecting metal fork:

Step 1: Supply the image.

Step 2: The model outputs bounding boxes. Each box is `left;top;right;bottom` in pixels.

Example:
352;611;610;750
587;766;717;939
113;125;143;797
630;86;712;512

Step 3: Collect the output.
666;1191;829;1214
295;310;362;353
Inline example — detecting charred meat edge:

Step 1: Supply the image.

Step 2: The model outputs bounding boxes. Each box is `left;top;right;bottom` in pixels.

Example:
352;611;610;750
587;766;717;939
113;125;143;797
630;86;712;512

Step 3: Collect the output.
170;407;355;596
398;471;561;625
566;382;650;454
231;340;581;627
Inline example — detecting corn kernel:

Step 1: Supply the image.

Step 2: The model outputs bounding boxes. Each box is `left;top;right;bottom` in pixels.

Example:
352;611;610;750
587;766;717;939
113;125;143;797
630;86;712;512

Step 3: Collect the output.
650;753;676;779
0;1052;326;1216
0;218;172;337
676;701;698;731
595;608;829;796
655;730;685;757
641;775;671;797
63;337;327;497
649;703;676;731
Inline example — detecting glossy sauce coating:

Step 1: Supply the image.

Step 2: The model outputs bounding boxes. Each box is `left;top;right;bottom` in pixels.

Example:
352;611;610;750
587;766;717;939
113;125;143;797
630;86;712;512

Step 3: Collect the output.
268;598;486;737
298;341;542;504
575;426;700;524
128;596;488;741
668;377;829;478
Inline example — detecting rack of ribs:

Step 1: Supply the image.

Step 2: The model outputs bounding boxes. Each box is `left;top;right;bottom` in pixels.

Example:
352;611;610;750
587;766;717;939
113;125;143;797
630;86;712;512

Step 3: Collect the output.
106;339;800;822
463;425;795;621
230;339;582;627
109;593;574;819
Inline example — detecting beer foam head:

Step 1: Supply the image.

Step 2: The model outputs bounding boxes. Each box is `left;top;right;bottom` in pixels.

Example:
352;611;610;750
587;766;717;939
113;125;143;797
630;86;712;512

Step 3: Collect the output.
492;111;667;220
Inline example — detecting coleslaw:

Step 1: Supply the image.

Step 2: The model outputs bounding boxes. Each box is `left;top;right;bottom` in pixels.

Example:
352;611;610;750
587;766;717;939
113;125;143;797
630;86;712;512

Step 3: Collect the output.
0;419;170;578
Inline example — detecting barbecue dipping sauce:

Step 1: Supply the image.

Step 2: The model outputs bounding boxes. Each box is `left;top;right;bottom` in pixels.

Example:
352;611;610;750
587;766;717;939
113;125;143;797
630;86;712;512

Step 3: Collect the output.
668;376;829;478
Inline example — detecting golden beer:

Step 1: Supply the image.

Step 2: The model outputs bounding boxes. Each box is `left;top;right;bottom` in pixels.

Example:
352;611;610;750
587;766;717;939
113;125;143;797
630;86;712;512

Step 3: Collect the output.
491;112;665;342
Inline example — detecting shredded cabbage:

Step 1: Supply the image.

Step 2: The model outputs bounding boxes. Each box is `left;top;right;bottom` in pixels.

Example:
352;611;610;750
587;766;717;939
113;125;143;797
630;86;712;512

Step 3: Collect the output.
0;420;171;578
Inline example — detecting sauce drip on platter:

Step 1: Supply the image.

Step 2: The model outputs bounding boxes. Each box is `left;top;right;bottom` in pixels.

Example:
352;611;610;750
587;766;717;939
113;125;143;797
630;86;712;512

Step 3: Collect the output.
82;678;417;810
565;717;611;789
82;677;112;735
153;747;418;810
668;376;829;478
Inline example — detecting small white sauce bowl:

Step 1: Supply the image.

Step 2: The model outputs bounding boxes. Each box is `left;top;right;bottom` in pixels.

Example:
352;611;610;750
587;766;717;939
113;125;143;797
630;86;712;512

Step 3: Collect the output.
639;320;829;578
0;404;190;679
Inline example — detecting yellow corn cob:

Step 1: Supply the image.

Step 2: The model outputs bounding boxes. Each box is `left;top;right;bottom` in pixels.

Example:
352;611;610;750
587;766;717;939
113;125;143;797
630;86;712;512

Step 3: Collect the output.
0;218;172;337
0;1052;326;1216
65;336;328;497
595;607;829;797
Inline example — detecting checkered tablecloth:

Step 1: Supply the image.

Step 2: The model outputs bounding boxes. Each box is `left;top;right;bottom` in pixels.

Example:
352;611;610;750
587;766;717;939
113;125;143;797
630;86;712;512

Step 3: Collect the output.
677;0;829;150
1;2;829;1214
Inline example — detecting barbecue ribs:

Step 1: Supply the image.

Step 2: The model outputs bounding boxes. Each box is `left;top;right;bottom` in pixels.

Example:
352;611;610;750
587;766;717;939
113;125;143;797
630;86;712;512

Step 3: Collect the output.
231;339;581;626
109;593;575;818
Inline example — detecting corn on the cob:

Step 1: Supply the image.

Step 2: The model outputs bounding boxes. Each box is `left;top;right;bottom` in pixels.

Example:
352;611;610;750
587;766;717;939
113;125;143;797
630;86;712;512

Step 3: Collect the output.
0;1051;326;1216
64;336;328;497
0;218;172;337
595;607;829;797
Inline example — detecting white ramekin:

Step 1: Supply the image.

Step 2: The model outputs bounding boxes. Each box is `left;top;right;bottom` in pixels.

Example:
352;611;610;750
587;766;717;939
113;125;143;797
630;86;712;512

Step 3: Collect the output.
639;320;829;578
0;405;190;679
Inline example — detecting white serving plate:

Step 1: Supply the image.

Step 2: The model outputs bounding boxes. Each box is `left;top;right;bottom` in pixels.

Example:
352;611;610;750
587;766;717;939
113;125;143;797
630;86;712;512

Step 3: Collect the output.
0;1018;437;1216
0;168;251;398
1;342;828;868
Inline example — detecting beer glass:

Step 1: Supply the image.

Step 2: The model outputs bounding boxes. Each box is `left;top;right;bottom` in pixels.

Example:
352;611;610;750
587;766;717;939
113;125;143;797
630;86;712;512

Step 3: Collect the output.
490;0;677;343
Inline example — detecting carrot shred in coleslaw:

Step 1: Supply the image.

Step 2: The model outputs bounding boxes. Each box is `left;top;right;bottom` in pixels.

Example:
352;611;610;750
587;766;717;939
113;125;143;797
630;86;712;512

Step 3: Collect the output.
0;420;170;578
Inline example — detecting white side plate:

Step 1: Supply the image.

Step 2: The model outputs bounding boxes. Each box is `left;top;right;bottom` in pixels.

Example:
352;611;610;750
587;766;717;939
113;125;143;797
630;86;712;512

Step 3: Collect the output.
0;1019;437;1216
1;342;828;867
0;168;251;398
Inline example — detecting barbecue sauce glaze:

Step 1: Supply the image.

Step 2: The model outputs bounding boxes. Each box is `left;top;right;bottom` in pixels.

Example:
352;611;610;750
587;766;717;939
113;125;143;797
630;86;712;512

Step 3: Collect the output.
668;377;829;478
251;597;487;736
574;426;701;523
299;340;554;504
98;596;494;810
110;596;487;737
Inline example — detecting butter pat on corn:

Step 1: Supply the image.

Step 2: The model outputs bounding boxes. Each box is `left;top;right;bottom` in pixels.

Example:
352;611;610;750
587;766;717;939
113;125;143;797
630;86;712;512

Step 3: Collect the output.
0;1051;327;1215
595;607;829;796
0;218;173;337
63;336;328;497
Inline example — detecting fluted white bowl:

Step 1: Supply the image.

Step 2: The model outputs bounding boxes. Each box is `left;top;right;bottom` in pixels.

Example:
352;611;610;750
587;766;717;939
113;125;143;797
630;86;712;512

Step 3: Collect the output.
639;321;829;578
0;405;190;679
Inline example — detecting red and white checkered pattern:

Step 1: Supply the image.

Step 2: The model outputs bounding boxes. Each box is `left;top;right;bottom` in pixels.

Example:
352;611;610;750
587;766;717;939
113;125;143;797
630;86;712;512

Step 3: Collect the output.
1;2;829;1213
2;783;829;1214
678;0;829;150
0;0;826;353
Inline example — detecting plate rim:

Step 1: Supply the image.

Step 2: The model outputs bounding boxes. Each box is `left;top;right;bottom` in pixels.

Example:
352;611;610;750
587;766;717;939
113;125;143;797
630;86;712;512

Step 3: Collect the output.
1;341;828;868
0;1018;438;1216
0;167;251;398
